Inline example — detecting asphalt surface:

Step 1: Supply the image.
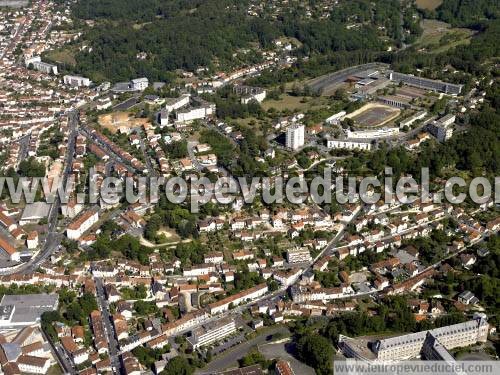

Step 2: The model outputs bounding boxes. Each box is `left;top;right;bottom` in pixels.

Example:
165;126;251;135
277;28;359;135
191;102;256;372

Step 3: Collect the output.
307;63;389;94
137;130;158;177
80;125;139;174
198;326;290;374
16;134;30;165
95;277;122;374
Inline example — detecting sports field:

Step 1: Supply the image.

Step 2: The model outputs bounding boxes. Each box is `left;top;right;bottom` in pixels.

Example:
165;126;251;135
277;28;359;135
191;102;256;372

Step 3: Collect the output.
346;103;400;128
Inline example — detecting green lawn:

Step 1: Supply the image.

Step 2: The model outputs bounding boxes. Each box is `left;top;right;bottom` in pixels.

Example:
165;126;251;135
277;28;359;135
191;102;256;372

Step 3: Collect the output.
44;48;77;66
262;94;329;112
416;19;474;53
47;365;63;375
416;0;443;11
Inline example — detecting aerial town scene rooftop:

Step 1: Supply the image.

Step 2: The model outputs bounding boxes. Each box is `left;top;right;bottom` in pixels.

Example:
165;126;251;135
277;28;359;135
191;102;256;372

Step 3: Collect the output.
0;0;499;374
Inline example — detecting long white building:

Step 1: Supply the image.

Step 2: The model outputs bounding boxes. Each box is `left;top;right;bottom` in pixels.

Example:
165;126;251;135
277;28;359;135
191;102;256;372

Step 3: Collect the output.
63;75;91;87
165;94;191;112
339;315;489;362
187;317;237;349
208;283;268;315
346;127;399;139
66;209;99;240
327;138;372;151
287;247;312;263
389;72;463;95
325;111;347;125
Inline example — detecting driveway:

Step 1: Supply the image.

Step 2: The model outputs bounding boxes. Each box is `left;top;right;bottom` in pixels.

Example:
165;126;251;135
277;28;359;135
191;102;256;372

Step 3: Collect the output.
259;341;315;375
197;326;290;374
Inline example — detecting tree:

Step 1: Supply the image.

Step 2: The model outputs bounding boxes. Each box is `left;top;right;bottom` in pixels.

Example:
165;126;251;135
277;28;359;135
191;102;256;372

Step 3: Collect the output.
80;292;98;316
144;214;161;241
41;311;62;342
296;334;333;375
161;356;193;375
333;88;347;101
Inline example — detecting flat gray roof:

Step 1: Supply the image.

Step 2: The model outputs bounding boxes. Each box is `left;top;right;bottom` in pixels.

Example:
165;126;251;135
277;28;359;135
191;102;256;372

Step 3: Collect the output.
0;294;58;325
21;202;50;220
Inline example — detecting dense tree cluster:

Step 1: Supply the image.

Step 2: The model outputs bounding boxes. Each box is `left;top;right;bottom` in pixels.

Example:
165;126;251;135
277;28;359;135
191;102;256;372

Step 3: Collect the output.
86;233;153;264
199;126;269;177
435;0;499;27
58;0;418;82
296;334;333;375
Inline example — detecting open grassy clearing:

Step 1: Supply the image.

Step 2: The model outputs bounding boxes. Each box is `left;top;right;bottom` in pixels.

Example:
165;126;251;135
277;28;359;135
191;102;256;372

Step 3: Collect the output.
417;19;474;53
44;48;77;66
261;93;329;112
416;0;443;11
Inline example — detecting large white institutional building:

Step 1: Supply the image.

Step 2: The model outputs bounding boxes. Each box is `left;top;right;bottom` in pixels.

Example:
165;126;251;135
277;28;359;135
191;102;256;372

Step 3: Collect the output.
187;317;237;349
339;314;489;362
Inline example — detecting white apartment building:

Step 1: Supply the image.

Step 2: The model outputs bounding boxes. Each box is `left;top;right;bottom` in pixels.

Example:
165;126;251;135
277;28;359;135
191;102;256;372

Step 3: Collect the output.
165;94;191;112
273;268;302;287
159;109;170;127
374;316;489;360
182;264;215;277
233;85;267;104
204;252;224;264
96;97;112;111
290;285;344;303
286;124;305;150
131;78;149;91
346;128;399;139
428;121;454;142
176;103;214;122
439;114;456;127
66;209;99;240
287;247;312;263
327;139;372;151
209;283;268;315
399;110;427;128
63;75;91;87
25;56;58;75
188;317;237;349
325;111;347;125
339;315;489;362
61;200;83;218
162;311;210;336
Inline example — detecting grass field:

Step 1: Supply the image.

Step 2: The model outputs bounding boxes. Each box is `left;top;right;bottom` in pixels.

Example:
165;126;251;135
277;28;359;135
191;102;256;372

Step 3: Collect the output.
47;365;63;375
416;19;474;53
416;0;443;10
261;93;328;112
44;48;77;66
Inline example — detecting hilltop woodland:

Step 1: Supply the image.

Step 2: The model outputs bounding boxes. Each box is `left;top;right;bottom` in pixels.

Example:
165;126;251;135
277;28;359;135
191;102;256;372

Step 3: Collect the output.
56;0;418;82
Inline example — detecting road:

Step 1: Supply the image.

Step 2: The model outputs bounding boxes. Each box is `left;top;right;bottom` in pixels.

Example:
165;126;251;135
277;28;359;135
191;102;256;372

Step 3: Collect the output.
80;125;139;174
307;63;389;94
41;327;76;375
197;326;290;374
187;141;205;171
16;134;30;166
113;95;140;111
95;277;122;374
137;130;158;177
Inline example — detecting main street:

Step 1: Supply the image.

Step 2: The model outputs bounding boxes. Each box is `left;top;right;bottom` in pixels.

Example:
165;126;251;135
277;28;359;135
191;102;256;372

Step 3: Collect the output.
95;277;122;374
